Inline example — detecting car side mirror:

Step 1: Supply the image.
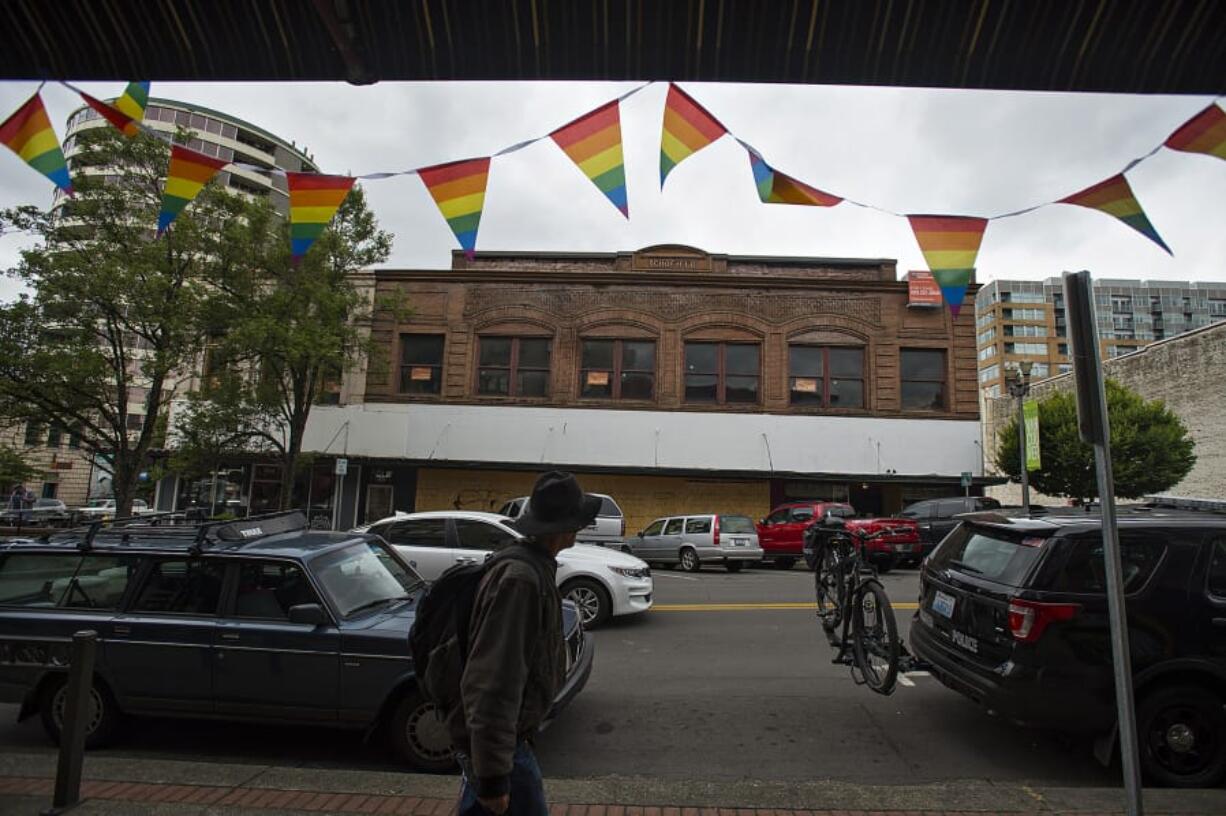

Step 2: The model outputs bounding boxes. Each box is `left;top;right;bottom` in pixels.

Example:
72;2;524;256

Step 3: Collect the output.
288;603;329;626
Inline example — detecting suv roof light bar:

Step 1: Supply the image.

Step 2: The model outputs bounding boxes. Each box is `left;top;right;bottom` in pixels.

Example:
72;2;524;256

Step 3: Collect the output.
1142;495;1226;514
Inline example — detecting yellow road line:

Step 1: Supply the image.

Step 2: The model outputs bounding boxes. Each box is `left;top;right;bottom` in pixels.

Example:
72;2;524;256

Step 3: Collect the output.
652;601;921;612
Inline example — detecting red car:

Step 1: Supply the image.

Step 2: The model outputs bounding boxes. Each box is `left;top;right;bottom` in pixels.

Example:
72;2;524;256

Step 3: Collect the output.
756;501;921;571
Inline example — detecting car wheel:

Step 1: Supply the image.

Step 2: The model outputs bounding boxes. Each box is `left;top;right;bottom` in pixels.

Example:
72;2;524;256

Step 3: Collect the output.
1138;684;1226;788
679;548;701;573
562;578;612;628
40;676;122;749
773;558;797;571
391;688;457;773
725;561;744;573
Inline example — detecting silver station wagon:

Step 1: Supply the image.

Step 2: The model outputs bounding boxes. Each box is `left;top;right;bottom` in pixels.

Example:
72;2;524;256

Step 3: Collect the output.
626;514;764;572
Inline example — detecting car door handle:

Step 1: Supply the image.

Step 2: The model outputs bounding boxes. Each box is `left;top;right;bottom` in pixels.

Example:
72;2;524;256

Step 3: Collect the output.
220;632;241;641
456;556;478;564
112;625;130;636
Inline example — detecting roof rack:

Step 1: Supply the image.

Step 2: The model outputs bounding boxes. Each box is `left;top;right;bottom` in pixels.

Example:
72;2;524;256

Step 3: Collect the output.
31;510;309;555
1142;495;1226;515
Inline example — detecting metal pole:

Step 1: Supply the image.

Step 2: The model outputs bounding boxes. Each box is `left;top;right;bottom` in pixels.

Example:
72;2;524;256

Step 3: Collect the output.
1017;393;1030;512
1094;439;1144;816
45;630;97;815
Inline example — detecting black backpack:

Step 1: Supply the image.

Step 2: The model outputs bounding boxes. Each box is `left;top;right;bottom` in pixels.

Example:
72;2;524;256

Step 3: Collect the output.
408;546;551;714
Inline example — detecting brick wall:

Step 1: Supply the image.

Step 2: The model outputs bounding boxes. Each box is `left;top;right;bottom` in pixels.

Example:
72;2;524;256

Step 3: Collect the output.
0;424;94;506
415;467;771;539
983;322;1226;503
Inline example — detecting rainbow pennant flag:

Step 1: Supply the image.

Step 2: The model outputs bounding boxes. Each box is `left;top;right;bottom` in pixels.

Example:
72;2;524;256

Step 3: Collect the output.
114;82;150;123
550;100;629;217
418;157;490;258
287;172;356;263
1059;174;1170;254
906;215;989;317
80;92;140;138
158;144;229;236
748;150;842;207
1164;103;1226;161
0;93;73;195
660;83;726;187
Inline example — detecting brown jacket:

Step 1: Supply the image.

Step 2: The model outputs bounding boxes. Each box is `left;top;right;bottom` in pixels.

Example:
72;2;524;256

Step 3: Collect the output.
446;542;564;796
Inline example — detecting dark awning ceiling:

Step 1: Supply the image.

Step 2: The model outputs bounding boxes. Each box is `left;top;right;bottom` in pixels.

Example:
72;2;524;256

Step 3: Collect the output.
2;0;1223;94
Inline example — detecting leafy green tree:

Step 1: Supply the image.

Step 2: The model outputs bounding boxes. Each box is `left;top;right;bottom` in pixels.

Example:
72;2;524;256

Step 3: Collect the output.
187;185;392;510
0;126;258;518
995;380;1196;502
0;446;38;491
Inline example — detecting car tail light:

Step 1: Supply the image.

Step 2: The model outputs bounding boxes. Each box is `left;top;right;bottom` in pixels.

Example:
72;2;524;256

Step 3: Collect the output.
712;515;721;547
1007;598;1080;643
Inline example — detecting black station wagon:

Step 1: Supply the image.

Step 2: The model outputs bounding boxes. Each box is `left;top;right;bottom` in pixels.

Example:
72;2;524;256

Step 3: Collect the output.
0;512;592;772
910;500;1226;788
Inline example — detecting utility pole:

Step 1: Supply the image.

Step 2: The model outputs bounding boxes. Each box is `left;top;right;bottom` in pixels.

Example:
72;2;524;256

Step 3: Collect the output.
1007;360;1033;513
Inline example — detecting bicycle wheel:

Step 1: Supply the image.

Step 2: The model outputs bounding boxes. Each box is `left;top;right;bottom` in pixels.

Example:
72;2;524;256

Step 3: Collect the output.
814;543;842;631
851;581;900;694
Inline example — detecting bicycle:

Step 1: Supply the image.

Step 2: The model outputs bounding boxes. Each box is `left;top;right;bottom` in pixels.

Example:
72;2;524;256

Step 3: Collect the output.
807;516;901;694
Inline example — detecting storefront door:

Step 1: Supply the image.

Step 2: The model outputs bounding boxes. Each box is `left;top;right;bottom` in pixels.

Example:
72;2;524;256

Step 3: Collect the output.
365;484;393;524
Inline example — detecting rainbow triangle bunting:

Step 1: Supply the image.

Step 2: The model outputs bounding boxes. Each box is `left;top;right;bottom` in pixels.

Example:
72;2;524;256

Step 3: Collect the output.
81;92;140;138
551;100;629;217
1164;103;1226;161
747;149;842;207
660;83;726;187
906;215;988;317
114;82;150;123
1058;174;1170;254
0;93;73;195
287;172;356;263
158;144;229;236
418;157;490;258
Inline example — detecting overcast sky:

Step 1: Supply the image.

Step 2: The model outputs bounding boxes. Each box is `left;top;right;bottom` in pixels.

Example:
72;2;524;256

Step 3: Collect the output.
1;80;1223;303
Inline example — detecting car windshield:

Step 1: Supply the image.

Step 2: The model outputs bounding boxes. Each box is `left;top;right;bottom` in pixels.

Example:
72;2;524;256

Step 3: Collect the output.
309;540;425;619
720;516;755;533
927;524;1047;586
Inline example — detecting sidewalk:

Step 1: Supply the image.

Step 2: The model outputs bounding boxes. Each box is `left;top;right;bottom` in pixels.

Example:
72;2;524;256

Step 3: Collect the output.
0;751;1223;816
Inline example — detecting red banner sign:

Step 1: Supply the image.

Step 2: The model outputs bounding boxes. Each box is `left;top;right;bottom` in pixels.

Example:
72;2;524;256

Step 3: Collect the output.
907;270;943;308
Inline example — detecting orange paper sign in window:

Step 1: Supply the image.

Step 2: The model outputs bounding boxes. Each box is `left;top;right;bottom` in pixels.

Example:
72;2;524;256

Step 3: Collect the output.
410;367;433;381
586;371;610;386
793;378;819;393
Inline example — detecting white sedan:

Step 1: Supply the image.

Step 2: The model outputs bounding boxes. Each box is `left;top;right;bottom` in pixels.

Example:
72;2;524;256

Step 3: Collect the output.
355;511;653;628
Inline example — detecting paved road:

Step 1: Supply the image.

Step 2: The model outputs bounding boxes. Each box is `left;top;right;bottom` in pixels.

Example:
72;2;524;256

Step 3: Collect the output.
0;564;1117;785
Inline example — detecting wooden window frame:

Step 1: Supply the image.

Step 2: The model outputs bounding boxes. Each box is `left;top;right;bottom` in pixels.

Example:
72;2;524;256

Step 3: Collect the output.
787;345;865;410
578;338;657;401
683;341;761;406
398;333;446;396
899;348;948;412
475;336;552;398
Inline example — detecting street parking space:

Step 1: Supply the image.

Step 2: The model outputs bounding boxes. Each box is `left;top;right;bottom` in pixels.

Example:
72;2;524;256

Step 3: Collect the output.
0;561;1118;786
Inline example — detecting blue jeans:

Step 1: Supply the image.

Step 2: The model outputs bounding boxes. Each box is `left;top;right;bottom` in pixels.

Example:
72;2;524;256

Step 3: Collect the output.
457;742;548;816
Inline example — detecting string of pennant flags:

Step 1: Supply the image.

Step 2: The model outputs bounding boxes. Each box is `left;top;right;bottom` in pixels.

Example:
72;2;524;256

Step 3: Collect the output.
2;80;1224;315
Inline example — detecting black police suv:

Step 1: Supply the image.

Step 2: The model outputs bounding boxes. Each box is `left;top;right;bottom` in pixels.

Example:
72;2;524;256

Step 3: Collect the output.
910;501;1226;787
0;512;592;772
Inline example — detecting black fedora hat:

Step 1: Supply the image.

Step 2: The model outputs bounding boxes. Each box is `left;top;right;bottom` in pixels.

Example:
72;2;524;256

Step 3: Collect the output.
512;471;601;537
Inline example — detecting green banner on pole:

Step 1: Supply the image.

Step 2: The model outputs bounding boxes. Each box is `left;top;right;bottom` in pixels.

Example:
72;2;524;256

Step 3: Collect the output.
1024;398;1042;471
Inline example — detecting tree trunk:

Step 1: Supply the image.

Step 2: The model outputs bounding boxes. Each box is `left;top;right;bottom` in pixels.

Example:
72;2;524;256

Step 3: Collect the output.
277;410;310;512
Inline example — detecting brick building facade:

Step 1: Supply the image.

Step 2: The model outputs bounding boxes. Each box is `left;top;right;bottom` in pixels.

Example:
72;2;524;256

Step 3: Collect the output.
286;245;988;533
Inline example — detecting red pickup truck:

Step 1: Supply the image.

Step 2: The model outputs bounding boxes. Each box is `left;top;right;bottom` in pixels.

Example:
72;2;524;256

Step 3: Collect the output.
756;501;921;571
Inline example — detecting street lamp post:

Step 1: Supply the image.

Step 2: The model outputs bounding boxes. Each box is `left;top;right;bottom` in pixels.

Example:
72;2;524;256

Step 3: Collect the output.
1007;361;1034;513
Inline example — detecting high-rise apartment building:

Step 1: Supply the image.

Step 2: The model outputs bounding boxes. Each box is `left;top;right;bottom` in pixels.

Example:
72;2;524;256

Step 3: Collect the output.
975;278;1226;396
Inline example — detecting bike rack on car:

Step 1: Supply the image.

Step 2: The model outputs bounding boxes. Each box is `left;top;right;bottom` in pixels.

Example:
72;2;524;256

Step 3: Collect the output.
32;510;310;555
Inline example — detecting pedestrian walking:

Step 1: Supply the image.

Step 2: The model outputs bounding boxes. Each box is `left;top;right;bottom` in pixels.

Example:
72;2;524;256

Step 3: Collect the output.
448;471;600;816
7;485;21;512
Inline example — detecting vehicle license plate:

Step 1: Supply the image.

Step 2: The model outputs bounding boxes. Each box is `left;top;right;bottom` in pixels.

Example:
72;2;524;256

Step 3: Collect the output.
932;590;956;619
733;538;748;546
894;543;912;552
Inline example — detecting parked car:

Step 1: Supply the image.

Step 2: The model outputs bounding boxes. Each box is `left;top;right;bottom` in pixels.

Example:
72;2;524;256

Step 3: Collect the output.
360;511;652;628
758;502;920;571
0;511;593;772
625;514;764;572
910;502;1226;788
73;498;153;523
900;496;1002;561
499;493;626;548
0;498;71;527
